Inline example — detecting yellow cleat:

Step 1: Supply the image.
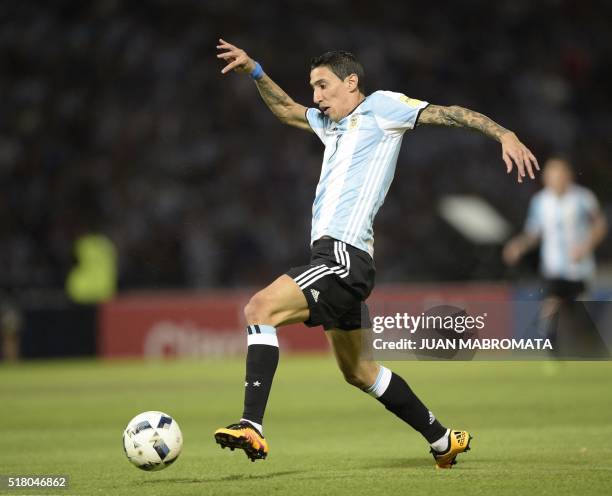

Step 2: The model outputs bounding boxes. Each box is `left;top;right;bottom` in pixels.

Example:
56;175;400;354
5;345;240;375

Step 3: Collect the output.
214;421;269;462
431;430;472;469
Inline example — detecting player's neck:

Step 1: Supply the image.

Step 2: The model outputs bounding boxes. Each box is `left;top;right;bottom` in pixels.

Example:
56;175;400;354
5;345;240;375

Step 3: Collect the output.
337;93;366;122
549;185;572;197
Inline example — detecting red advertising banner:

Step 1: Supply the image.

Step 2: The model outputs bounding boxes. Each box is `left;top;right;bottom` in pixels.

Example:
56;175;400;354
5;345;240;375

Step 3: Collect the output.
98;291;327;358
98;284;511;358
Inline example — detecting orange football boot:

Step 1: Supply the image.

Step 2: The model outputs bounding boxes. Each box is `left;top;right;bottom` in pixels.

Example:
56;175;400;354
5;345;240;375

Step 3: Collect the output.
431;429;472;469
214;421;269;462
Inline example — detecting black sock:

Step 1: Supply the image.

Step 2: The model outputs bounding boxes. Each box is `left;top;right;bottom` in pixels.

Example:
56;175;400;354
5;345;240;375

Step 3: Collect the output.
377;372;447;443
241;325;279;426
544;310;561;358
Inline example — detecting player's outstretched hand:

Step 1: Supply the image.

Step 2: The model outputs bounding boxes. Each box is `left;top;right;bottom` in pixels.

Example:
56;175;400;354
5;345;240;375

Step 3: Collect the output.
217;38;256;75
500;132;539;183
502;239;523;266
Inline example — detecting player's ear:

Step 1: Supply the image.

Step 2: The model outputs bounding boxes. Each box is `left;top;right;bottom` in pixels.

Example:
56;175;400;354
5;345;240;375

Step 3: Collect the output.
345;73;359;92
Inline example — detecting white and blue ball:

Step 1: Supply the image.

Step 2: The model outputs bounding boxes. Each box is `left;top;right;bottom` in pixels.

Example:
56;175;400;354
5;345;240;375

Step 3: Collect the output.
122;411;183;471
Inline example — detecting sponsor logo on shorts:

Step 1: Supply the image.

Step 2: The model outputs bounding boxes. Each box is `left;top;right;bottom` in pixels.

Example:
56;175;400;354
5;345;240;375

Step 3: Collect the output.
310;289;320;303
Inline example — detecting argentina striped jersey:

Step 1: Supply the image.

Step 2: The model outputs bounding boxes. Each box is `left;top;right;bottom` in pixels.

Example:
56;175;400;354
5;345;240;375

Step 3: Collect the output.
525;185;600;281
306;90;428;257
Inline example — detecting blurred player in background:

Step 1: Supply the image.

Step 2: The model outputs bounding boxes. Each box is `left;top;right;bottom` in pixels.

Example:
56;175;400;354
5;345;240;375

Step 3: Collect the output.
504;157;608;354
214;38;539;468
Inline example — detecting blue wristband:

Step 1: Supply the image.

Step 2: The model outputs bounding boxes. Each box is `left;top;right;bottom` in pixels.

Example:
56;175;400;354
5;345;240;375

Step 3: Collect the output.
250;61;264;80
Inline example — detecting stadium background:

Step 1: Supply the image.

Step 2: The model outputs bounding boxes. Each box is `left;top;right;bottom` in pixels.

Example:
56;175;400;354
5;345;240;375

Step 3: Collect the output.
0;2;611;495
1;0;610;358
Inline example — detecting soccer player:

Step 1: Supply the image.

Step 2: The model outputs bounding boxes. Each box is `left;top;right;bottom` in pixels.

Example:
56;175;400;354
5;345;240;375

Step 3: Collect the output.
503;157;608;352
214;39;539;468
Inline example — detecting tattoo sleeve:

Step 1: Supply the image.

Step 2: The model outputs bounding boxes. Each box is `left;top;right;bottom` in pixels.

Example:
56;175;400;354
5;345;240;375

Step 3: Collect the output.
419;105;510;141
253;74;295;121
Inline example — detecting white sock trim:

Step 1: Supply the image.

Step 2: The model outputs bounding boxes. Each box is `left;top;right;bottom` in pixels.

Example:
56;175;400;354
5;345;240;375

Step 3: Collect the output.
430;428;450;451
246;325;278;347
365;365;392;398
247;333;278;346
240;418;263;435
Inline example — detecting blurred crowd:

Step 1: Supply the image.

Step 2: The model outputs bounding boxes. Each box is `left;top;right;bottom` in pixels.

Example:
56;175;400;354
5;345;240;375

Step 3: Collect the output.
1;0;610;292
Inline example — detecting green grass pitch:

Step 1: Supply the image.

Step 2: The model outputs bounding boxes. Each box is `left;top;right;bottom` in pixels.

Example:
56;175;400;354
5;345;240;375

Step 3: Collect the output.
1;356;612;495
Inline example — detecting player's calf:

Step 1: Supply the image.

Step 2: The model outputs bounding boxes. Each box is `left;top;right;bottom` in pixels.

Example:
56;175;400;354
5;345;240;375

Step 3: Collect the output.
340;362;379;389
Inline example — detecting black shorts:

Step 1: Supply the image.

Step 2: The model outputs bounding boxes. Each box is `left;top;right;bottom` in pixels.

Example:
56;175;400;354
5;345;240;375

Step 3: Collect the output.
286;237;375;331
544;278;586;301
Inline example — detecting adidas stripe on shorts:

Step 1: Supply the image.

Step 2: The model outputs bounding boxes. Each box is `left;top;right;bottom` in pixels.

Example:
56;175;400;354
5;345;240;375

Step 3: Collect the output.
286;237;375;331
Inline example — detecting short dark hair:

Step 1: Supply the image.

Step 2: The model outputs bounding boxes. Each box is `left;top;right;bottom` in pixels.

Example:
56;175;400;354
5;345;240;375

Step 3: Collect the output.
310;50;365;93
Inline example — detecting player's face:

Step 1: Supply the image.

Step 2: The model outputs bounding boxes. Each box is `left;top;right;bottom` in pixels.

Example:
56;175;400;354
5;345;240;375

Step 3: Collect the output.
310;66;357;122
543;159;573;195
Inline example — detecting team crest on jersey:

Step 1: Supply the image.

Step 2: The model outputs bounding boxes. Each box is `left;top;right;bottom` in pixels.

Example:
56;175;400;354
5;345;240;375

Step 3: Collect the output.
399;95;423;107
349;114;361;130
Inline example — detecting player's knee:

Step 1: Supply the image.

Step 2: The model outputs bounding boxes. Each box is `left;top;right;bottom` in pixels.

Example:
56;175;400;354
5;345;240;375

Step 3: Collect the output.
244;292;274;325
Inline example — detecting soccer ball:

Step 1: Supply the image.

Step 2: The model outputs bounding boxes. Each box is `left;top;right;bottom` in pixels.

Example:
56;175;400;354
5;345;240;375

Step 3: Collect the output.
122;411;183;471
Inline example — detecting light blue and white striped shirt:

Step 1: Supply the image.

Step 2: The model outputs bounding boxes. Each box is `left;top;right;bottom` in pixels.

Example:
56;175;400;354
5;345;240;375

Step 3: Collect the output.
525;185;600;281
306;90;428;257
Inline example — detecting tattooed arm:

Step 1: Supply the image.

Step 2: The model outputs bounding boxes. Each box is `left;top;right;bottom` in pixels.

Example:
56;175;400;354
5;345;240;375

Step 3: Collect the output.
417;104;539;182
417;105;511;140
252;74;310;130
216;38;310;131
